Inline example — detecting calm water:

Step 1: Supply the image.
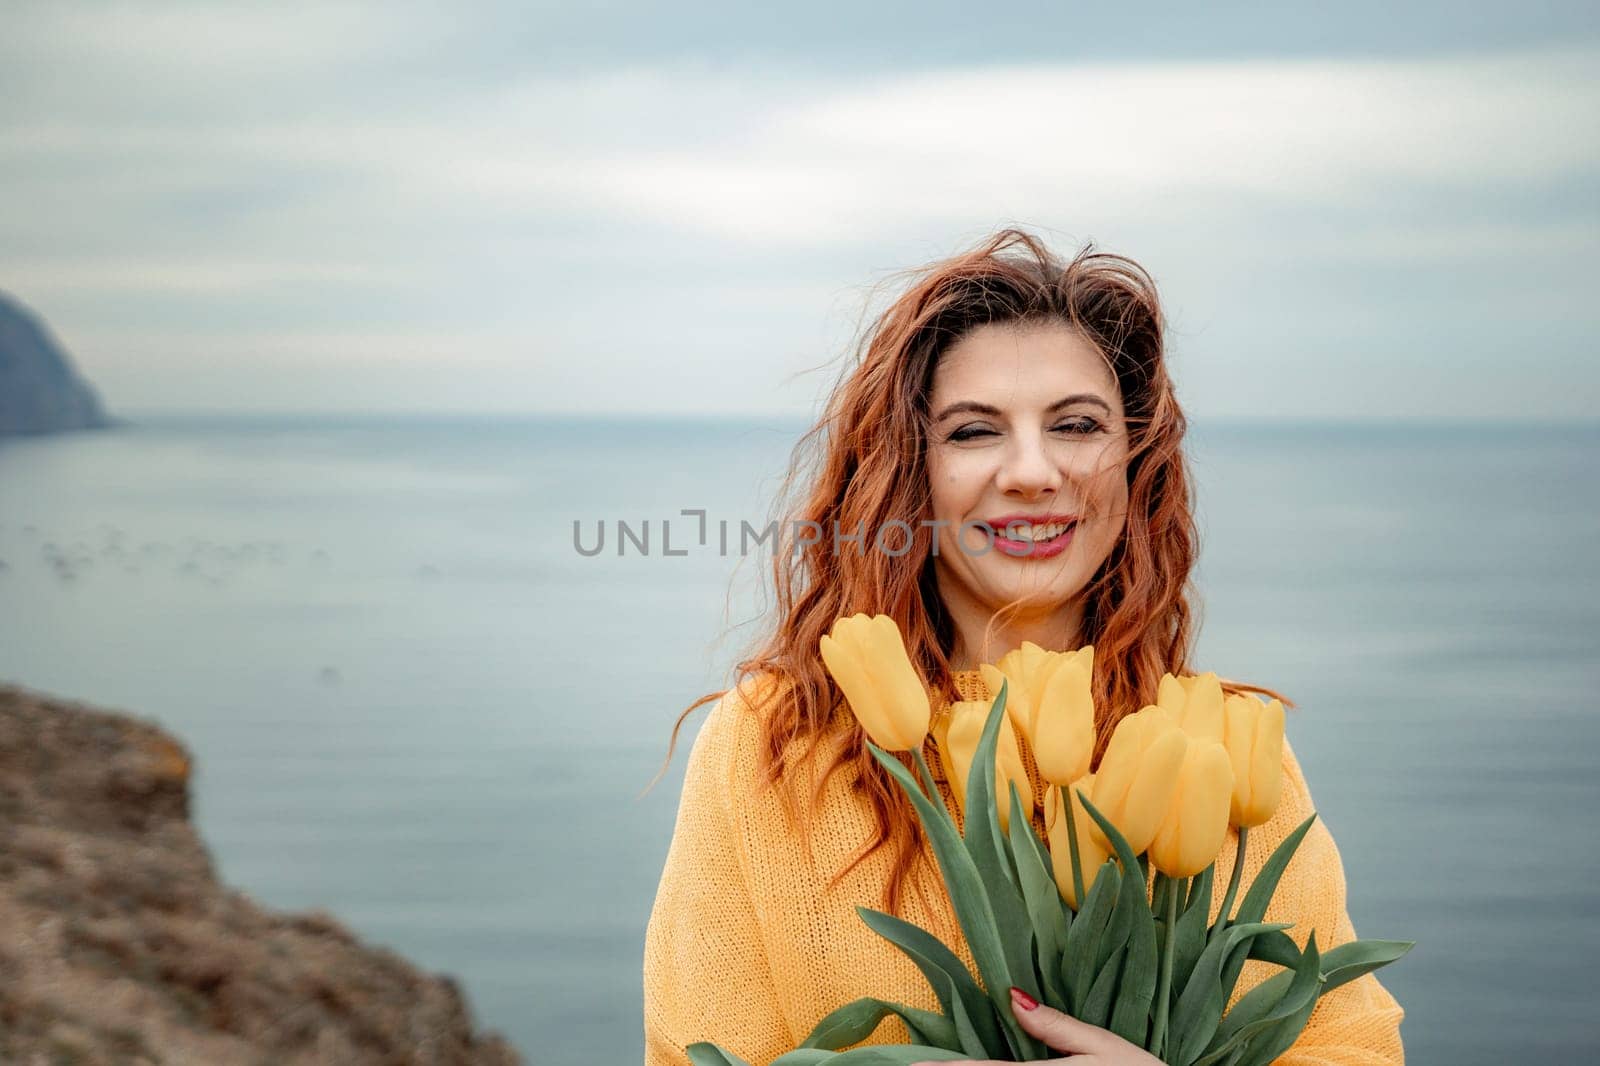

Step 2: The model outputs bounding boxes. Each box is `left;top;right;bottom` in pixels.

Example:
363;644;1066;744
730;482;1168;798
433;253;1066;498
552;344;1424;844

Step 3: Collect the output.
0;414;1595;1065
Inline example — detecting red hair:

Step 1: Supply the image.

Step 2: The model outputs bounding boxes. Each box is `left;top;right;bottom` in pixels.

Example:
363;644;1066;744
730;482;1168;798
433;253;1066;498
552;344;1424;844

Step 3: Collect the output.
647;227;1290;918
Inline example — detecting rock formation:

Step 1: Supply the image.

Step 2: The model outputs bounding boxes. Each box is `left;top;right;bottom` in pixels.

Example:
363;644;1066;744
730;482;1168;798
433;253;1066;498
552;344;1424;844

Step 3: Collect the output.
0;292;113;437
0;682;522;1065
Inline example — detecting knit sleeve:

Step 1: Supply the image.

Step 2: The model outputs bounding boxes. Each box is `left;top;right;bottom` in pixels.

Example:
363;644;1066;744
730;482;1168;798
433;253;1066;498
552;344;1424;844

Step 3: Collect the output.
642;681;794;1066
1260;740;1407;1065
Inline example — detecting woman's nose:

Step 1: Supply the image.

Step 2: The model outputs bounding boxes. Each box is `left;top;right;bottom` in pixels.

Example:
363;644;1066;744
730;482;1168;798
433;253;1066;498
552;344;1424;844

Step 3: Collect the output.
995;432;1062;496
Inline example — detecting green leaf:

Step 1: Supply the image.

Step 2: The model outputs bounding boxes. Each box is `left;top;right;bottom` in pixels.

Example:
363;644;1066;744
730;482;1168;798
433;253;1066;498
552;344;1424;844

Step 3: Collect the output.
854;907;984;1032
1169;921;1294;1066
1208;936;1414;1066
687;1044;756;1066
1196;929;1323;1066
1062;856;1121;1012
817;1047;974;1064
798;997;957;1052
864;742;1016;1035
1006;782;1070;1008
965;683;1023;894
1071;784;1155;1046
943;969;1002;1058
1095;876;1135;975
1073;788;1147;897
1108;865;1159;1048
1217;813;1316;1003
1244;929;1301;970
767;1052;838;1066
1173;865;1213;993
959;682;1045;1057
1227;932;1323;1066
1315;939;1415;996
1078;940;1126;1028
1011;776;1062;891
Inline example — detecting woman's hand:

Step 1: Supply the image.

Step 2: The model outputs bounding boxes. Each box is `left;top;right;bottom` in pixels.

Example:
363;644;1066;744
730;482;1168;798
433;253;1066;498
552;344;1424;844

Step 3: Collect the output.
911;986;1165;1065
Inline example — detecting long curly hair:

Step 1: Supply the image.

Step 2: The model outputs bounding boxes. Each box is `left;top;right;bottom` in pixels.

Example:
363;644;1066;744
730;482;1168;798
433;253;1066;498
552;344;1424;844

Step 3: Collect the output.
648;226;1290;919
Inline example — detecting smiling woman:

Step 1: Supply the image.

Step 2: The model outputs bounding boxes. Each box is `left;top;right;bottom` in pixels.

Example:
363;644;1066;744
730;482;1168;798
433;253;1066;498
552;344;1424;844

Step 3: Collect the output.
641;228;1404;1065
925;322;1132;669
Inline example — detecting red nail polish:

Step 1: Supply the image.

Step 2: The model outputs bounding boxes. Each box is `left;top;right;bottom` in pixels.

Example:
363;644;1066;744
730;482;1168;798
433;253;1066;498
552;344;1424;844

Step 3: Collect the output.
1010;986;1039;1011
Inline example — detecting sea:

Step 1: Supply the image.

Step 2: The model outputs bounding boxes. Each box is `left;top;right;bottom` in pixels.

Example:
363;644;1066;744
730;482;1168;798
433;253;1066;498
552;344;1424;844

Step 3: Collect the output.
0;413;1595;1065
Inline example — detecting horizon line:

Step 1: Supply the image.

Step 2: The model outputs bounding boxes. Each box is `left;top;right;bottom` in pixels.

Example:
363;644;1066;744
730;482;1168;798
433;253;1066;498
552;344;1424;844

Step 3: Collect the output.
97;409;1600;428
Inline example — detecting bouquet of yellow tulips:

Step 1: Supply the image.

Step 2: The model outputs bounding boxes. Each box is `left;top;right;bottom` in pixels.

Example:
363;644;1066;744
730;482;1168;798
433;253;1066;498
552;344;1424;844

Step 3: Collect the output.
689;614;1411;1066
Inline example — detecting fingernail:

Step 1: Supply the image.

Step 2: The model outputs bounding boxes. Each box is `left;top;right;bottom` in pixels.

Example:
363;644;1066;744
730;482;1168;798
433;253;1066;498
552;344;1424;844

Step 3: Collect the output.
1010;986;1039;1011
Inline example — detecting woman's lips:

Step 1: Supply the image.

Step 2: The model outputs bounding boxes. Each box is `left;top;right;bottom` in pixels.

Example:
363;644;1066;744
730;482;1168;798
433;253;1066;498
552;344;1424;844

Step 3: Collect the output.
988;520;1077;558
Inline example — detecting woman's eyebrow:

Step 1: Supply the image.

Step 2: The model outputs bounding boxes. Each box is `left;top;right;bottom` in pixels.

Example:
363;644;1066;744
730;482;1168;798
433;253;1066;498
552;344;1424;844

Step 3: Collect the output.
933;394;1112;421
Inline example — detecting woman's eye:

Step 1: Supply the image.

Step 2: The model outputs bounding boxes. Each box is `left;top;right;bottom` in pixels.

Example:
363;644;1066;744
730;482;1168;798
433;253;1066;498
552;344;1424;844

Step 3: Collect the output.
947;419;1102;442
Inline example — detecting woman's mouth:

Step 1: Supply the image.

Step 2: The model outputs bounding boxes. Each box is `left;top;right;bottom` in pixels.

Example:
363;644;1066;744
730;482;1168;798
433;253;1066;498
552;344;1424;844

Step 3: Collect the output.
984;519;1078;558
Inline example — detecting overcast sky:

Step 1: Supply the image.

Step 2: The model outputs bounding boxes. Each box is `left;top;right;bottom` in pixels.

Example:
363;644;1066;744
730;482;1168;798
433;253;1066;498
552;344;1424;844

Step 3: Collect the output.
3;1;1597;418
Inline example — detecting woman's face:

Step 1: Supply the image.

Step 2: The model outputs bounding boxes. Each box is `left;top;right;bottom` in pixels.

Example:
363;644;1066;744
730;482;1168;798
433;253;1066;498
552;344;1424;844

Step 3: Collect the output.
924;320;1131;636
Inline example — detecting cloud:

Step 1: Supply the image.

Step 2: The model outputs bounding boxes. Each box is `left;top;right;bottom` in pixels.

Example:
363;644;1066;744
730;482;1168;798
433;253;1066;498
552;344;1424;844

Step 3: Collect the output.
1;12;1596;415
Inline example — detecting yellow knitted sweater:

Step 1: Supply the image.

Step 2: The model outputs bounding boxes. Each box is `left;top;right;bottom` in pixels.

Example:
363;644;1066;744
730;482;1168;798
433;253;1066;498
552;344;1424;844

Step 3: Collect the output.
643;671;1405;1065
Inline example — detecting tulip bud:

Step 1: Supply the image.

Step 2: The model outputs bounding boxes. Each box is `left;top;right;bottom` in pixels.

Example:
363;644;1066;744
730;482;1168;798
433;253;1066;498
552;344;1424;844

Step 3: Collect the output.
1045;778;1109;910
1180;672;1226;743
1154;671;1226;743
1147;739;1235;878
1087;708;1188;855
985;643;1093;751
938;699;1033;833
818;613;930;752
1031;654;1095;787
980;663;1033;744
1222;692;1286;827
1155;673;1188;721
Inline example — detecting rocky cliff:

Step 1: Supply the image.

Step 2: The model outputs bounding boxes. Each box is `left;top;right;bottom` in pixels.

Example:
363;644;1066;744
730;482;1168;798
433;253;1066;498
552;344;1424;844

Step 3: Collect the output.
0;683;522;1065
0;292;113;437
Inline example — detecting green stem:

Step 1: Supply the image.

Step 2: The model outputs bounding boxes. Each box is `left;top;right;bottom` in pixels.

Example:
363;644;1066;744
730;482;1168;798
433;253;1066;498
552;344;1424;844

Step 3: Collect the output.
1150;872;1182;1058
1064;786;1087;910
1209;825;1249;948
909;746;941;806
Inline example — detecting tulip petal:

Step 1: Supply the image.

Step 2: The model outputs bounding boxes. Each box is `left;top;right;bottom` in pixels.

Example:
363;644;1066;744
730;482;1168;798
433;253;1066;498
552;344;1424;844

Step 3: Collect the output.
820;631;889;746
1246;699;1285;827
867;614;931;748
1156;673;1187;720
1150;741;1234;878
1032;658;1095;787
1121;723;1189;856
1184;673;1226;743
980;663;1033;744
943;701;986;822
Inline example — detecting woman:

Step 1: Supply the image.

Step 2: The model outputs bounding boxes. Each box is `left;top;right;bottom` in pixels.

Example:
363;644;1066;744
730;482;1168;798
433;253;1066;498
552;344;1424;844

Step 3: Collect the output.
642;228;1405;1064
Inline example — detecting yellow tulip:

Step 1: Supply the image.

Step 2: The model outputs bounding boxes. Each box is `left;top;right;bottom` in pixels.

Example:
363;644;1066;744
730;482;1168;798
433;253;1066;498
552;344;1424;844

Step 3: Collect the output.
1154;671;1225;743
983;642;1094;751
937;699;1034;833
819;613;930;752
1087;707;1188;855
1221;692;1286;827
1155;673;1188;720
980;662;1033;744
1045;776;1108;910
1030;652;1095;786
1147;739;1235;878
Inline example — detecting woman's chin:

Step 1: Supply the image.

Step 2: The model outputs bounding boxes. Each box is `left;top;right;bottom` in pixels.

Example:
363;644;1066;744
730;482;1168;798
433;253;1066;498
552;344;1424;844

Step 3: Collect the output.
976;571;1085;610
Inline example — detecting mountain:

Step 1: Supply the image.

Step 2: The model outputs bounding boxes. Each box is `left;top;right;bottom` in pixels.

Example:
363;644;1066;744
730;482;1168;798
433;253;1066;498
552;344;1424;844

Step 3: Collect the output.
0;292;113;437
